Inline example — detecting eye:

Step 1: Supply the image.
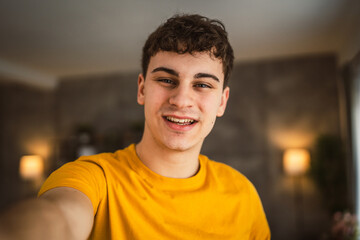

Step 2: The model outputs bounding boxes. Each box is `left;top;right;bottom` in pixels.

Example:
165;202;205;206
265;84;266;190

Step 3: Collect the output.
156;78;178;88
157;78;175;84
194;83;212;89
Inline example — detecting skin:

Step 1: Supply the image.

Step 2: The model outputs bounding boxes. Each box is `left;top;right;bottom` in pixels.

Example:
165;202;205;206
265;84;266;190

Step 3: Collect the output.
0;187;93;240
136;51;229;178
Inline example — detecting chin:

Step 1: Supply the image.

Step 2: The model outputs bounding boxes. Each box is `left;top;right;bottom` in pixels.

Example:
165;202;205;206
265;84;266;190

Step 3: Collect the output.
162;140;196;152
159;131;207;153
165;144;190;152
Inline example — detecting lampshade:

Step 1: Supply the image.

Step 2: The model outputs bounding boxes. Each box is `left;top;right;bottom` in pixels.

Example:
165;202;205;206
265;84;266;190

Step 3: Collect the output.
283;149;310;176
19;155;44;180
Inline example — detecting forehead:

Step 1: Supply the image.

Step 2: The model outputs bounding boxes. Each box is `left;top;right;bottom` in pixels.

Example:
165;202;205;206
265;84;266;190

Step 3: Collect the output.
147;51;224;81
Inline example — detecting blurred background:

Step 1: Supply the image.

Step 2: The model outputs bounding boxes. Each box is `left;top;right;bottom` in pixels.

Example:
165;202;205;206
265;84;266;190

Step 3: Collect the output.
0;0;360;239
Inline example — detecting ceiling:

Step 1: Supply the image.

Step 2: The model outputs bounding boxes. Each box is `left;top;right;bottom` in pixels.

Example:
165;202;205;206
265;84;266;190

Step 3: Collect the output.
0;0;359;88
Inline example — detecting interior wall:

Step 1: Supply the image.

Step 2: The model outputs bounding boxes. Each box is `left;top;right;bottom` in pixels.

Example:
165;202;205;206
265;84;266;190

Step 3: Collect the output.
54;72;144;165
0;79;55;208
0;53;347;240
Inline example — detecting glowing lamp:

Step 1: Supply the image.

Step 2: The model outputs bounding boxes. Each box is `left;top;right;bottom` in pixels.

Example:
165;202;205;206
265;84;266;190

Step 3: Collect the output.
283;149;310;176
19;155;44;180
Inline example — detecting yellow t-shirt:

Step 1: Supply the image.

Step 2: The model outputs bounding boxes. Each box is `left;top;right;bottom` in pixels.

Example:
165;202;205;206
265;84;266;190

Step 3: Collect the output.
39;144;270;239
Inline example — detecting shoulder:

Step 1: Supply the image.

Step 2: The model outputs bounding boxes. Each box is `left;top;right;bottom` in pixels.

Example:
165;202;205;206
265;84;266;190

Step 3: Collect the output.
76;152;116;166
42;144;136;187
38;145;136;211
74;144;135;168
201;155;255;193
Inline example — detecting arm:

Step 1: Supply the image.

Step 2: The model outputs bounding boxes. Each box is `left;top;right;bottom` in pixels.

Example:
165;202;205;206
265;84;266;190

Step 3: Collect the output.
0;187;94;240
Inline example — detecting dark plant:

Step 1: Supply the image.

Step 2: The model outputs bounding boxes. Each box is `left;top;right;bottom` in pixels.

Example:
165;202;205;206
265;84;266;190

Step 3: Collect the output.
310;135;349;213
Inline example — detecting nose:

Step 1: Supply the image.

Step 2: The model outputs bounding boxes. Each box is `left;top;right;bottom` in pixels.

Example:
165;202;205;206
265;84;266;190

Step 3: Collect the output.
168;85;194;108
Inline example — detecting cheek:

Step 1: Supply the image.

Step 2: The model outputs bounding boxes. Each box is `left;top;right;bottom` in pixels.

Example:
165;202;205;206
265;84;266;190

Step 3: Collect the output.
201;93;222;110
200;98;220;120
144;92;167;113
206;96;225;125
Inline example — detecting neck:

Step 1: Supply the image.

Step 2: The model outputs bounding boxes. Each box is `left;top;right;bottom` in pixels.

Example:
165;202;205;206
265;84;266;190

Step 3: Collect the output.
135;137;202;179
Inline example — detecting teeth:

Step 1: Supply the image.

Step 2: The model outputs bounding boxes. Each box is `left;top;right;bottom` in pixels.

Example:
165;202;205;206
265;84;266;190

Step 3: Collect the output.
166;116;195;125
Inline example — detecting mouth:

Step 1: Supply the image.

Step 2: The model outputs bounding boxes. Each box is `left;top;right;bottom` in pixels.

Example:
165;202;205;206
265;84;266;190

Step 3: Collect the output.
164;116;197;126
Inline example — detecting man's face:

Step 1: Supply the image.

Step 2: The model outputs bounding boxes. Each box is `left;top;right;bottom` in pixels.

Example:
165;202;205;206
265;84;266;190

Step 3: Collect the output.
137;51;229;152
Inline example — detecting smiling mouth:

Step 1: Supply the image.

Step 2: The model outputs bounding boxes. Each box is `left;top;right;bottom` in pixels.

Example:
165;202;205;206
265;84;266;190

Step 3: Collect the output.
165;116;197;125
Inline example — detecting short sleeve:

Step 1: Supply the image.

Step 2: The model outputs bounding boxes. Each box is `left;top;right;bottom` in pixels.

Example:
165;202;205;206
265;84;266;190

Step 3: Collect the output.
248;183;271;240
38;159;106;215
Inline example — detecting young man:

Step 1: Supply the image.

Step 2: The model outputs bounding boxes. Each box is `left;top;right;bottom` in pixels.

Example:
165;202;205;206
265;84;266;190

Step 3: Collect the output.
0;14;270;239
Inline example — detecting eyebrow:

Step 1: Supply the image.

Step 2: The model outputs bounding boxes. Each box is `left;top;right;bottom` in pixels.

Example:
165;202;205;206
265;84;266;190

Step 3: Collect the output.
151;67;179;77
151;66;219;82
194;73;219;82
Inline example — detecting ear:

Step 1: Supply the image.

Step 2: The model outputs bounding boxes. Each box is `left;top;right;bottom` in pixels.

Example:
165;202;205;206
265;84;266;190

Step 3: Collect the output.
216;86;230;117
137;74;145;105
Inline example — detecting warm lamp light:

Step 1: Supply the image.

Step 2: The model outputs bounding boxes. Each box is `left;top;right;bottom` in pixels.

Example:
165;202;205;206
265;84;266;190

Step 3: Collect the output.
283;149;310;176
19;155;44;180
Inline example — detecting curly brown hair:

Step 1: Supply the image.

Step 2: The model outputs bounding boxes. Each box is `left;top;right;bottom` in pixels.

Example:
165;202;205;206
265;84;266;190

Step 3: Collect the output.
141;14;234;88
